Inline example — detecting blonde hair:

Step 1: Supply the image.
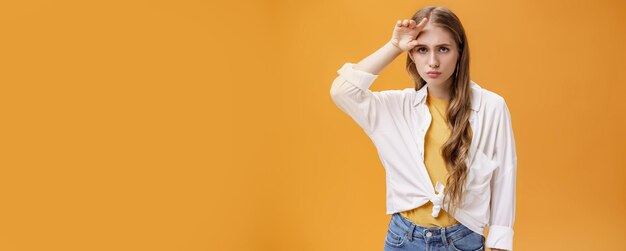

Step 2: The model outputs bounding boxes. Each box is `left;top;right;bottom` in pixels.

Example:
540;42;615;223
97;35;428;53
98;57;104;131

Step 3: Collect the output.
405;6;473;217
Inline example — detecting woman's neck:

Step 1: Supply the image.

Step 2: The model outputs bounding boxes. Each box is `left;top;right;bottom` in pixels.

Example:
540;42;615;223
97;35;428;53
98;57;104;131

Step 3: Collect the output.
426;82;451;101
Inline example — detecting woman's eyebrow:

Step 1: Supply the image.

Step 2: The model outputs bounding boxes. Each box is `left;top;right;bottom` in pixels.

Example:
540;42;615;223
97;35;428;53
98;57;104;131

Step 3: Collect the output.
415;43;452;47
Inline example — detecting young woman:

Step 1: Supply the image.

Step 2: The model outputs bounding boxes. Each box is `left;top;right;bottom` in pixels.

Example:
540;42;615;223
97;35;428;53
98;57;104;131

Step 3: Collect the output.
330;6;517;251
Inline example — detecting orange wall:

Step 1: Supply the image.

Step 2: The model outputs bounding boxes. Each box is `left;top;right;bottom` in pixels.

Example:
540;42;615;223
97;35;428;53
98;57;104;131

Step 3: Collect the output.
1;0;625;250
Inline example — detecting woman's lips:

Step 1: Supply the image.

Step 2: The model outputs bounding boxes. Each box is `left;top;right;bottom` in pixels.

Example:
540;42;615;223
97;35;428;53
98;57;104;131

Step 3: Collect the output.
427;72;441;78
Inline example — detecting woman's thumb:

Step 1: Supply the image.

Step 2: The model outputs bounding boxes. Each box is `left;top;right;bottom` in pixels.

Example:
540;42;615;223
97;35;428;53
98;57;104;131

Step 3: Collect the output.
408;40;419;49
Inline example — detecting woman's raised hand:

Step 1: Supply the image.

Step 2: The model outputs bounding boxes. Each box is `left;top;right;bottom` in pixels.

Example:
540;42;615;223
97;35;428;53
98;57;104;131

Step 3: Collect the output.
389;17;428;52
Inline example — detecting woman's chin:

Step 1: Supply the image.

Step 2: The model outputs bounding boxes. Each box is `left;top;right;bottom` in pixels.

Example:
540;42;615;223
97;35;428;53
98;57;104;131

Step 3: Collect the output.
424;77;452;86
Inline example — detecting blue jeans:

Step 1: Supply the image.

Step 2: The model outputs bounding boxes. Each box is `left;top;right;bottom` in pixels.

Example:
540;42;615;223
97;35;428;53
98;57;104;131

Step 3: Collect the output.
384;213;485;251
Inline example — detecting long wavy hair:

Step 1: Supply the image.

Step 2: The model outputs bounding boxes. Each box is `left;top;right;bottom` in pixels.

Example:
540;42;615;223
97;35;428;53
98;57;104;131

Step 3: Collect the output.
405;6;473;217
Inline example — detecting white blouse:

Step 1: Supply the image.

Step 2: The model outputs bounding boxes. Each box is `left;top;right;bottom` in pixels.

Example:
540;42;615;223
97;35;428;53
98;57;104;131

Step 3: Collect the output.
329;62;518;251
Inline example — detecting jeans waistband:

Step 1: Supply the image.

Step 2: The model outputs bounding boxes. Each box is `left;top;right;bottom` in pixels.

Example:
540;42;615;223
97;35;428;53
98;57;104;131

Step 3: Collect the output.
389;212;469;243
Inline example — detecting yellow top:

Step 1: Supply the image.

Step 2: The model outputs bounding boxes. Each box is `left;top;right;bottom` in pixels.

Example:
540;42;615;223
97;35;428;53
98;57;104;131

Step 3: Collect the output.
400;93;472;227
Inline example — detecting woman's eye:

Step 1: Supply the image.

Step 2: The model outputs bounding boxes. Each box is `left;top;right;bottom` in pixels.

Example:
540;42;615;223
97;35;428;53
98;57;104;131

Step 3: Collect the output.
416;47;449;53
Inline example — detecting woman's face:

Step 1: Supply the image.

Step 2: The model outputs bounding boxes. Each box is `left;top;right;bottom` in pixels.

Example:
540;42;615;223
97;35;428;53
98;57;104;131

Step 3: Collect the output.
409;22;459;88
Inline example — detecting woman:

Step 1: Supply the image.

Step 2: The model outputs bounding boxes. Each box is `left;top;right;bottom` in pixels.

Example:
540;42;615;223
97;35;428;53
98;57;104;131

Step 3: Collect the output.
329;6;516;251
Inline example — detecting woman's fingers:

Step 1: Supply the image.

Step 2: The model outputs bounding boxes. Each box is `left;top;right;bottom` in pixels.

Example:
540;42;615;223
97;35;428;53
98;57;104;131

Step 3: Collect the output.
417;17;428;27
397;18;427;29
408;19;415;28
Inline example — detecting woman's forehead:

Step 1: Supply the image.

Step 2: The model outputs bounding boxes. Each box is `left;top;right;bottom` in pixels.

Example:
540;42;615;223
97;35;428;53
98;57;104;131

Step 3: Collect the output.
416;24;455;46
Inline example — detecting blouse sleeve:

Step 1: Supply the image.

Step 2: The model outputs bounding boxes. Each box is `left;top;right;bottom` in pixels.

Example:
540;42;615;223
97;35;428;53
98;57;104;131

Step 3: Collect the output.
485;98;518;251
329;62;402;135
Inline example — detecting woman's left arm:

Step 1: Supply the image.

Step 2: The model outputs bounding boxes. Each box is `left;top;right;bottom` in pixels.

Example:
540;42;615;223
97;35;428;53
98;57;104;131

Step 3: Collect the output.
485;98;518;251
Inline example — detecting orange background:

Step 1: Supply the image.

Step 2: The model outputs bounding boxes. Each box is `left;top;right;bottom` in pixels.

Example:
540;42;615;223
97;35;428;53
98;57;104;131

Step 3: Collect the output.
1;0;625;250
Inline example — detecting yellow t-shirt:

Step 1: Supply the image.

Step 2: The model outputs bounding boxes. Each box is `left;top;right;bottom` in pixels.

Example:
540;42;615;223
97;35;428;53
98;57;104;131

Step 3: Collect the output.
400;93;472;227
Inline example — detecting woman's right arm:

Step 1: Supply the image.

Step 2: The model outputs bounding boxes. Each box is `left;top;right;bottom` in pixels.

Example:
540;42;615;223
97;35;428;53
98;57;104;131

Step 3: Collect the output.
352;41;403;75
355;17;428;75
329;18;428;135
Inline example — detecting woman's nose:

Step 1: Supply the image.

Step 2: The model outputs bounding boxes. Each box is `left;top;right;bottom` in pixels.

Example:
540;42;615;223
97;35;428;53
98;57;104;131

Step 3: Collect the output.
428;53;439;68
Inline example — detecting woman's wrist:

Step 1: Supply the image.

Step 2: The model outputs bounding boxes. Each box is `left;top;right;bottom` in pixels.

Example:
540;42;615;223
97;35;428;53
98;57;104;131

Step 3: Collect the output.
386;40;404;54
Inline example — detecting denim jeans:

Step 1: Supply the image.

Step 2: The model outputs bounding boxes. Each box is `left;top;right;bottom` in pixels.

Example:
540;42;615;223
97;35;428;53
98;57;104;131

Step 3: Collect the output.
384;213;485;251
